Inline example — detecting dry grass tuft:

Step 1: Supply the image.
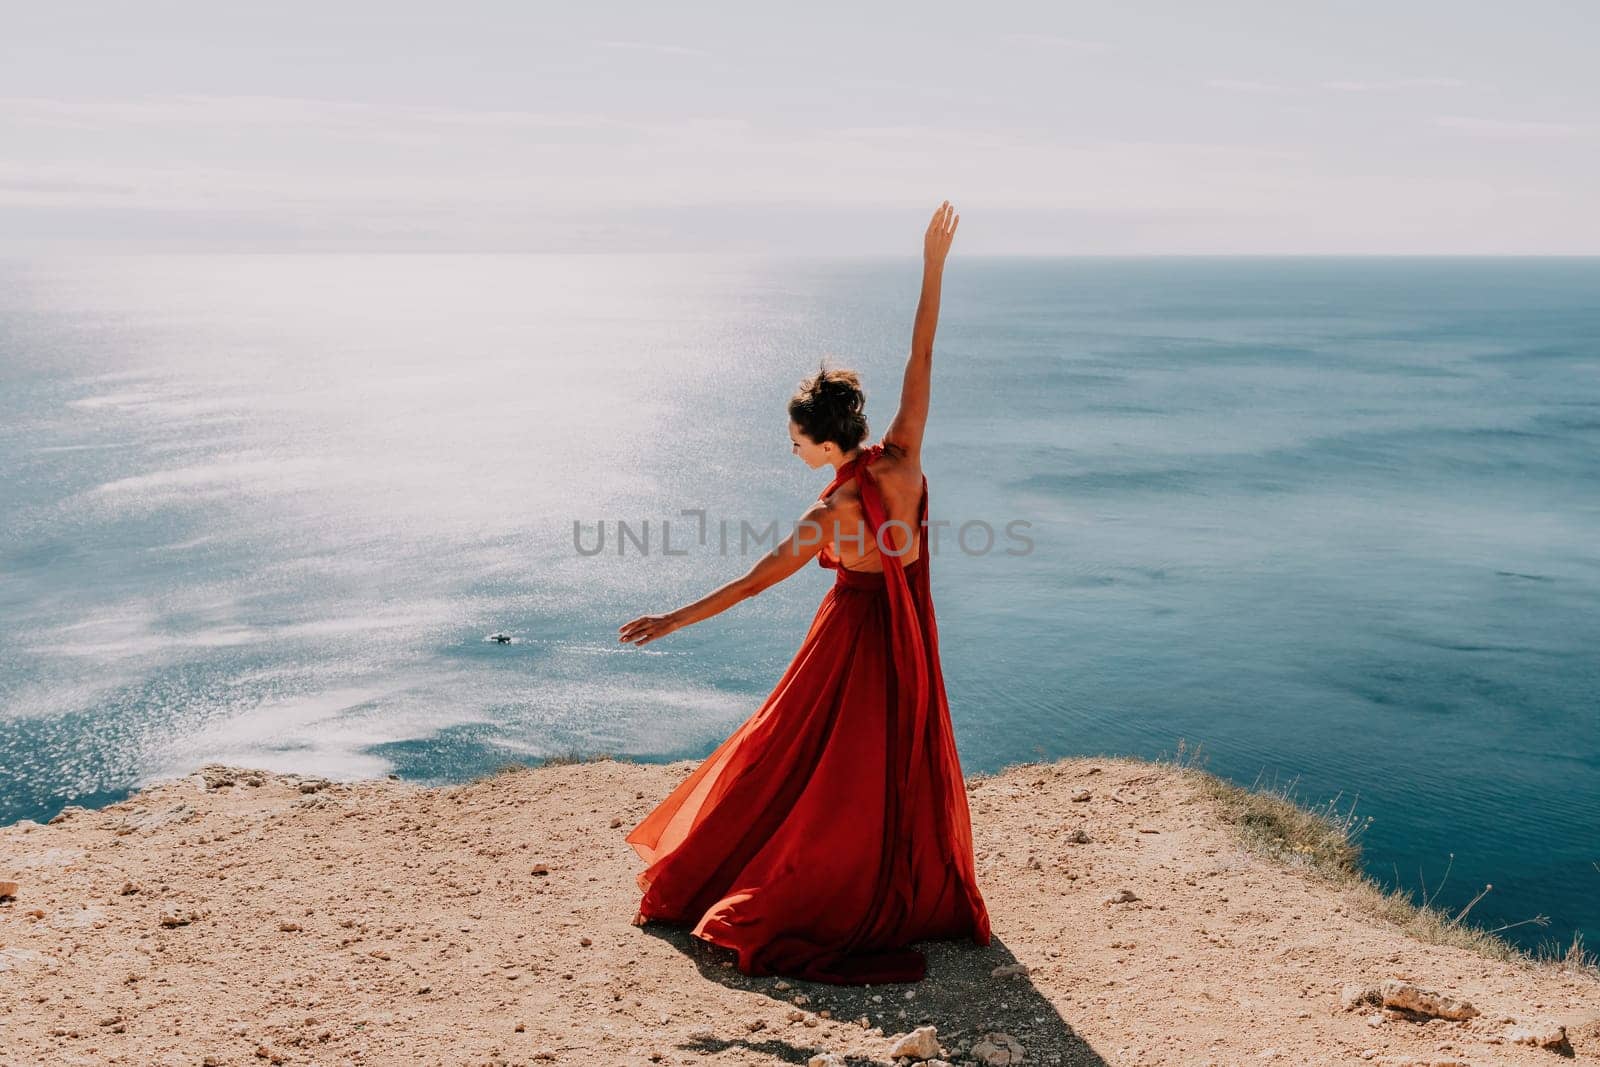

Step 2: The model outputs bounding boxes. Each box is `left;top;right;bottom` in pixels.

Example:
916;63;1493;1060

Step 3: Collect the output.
1160;737;1599;981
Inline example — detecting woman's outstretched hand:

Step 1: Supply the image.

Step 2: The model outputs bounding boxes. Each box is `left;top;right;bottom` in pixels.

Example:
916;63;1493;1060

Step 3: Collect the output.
618;610;685;647
924;199;959;267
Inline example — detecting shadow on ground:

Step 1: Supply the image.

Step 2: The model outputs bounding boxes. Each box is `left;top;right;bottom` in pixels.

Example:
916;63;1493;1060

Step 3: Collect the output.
633;924;1109;1066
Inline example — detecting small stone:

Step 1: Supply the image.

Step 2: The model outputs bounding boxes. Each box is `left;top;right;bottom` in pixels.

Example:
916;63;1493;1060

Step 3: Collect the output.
991;962;1030;979
886;1023;941;1060
1070;790;1092;802
1379;979;1477;1021
1340;983;1382;1011
1507;1020;1568;1049
531;864;550;876
807;1055;848;1067
0;880;17;900
971;1031;1025;1065
1103;888;1139;904
1064;828;1091;844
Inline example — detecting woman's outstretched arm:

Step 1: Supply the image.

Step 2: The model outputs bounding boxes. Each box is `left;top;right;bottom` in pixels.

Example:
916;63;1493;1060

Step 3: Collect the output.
617;498;838;646
883;199;959;462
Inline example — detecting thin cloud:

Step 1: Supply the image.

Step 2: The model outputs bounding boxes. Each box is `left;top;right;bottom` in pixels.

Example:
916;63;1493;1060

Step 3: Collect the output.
1322;77;1466;91
836;125;936;140
1000;32;1110;51
0;95;627;132
1208;77;1466;94
1436;115;1588;139
596;40;709;57
1204;79;1293;94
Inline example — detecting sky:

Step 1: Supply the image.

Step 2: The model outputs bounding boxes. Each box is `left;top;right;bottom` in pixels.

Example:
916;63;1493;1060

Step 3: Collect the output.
2;1;1596;254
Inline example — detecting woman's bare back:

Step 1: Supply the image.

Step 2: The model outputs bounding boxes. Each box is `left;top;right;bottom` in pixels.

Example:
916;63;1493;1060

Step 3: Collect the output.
825;451;923;572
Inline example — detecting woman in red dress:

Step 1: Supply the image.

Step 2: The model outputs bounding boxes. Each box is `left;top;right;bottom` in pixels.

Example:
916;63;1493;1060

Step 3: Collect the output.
617;201;989;984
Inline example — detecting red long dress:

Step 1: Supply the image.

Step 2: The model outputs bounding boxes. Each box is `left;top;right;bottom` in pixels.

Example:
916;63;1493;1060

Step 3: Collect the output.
625;441;991;984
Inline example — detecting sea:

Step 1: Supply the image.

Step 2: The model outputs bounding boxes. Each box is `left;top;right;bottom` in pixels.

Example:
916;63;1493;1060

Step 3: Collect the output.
1;254;1596;956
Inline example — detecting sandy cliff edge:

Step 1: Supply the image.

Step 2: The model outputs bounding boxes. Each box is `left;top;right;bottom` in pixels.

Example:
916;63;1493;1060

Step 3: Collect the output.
2;754;1597;1067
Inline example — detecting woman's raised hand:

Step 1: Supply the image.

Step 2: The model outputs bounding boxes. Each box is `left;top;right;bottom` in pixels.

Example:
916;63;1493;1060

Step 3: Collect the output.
924;200;959;266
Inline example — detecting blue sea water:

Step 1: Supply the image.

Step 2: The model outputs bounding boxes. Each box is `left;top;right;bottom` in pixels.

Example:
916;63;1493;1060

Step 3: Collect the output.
1;254;1597;956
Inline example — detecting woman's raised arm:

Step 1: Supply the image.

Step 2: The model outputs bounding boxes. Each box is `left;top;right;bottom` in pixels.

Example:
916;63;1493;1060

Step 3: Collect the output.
883;200;959;463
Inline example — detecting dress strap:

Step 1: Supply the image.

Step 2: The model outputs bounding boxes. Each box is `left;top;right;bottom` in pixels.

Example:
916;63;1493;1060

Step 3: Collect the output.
852;449;932;798
817;443;882;503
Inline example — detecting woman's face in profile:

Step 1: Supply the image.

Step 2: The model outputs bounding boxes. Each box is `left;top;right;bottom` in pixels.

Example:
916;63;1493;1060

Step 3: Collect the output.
789;420;828;469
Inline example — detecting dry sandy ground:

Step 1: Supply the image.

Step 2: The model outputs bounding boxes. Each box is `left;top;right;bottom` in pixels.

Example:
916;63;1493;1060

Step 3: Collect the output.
2;755;1597;1067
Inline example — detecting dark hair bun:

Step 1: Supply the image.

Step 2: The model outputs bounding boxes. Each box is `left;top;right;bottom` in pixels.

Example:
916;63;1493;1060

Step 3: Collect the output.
788;361;868;451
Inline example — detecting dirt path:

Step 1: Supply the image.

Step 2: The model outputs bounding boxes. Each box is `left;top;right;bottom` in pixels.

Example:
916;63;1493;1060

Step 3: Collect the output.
3;755;1596;1066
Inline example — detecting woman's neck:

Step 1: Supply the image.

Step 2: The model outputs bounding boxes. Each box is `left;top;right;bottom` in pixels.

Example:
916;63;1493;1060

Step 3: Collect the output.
832;447;865;472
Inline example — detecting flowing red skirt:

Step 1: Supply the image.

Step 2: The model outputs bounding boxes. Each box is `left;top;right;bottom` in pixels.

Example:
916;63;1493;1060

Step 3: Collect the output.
626;446;991;984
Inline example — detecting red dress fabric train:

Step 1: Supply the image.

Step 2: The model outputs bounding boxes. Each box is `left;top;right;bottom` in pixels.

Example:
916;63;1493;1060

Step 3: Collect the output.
625;441;991;984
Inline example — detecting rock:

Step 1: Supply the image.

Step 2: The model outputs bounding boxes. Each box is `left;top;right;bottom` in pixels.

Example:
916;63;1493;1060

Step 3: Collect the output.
807;1056;848;1067
159;911;194;927
886;1023;941;1059
48;805;88;824
113;802;197;836
1103;888;1139;905
1065;828;1092;843
1340;983;1383;1011
0;880;17;900
971;1031;1025;1065
1378;979;1478;1021
200;765;237;790
1507;1020;1569;1049
991;962;1030;979
1070;790;1092;802
297;779;332;794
